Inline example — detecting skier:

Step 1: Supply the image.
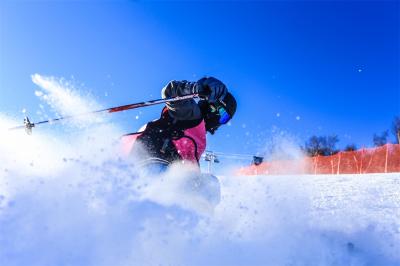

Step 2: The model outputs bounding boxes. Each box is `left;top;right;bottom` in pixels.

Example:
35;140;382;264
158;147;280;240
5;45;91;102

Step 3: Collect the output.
127;76;237;173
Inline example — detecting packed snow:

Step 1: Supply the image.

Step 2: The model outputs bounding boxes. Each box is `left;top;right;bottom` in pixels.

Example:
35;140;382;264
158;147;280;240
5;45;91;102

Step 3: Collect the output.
0;75;399;266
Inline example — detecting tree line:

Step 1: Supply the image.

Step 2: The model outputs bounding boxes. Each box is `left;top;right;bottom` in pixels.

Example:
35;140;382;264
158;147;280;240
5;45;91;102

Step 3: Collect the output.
303;116;400;157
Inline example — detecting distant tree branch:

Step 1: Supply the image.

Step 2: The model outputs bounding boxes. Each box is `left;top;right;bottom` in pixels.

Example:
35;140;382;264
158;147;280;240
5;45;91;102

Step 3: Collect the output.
373;130;389;147
392;116;400;144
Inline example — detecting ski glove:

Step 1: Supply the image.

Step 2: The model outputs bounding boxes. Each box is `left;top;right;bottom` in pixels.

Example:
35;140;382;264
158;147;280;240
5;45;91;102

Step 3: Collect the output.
162;80;197;98
195;77;227;103
161;80;202;120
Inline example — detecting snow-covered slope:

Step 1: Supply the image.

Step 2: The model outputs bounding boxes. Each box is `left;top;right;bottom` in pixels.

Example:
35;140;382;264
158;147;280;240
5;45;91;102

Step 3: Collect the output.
1;166;399;266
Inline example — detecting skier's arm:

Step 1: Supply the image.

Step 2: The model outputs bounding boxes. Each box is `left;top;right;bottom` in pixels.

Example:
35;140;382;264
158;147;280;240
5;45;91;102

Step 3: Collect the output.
162;80;202;121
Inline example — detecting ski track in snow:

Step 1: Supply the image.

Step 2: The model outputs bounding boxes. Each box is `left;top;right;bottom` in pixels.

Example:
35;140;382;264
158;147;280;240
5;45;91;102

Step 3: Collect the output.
0;75;399;266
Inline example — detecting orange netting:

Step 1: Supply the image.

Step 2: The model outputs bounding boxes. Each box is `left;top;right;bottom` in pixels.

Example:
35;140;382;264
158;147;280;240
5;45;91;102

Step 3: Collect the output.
237;144;400;175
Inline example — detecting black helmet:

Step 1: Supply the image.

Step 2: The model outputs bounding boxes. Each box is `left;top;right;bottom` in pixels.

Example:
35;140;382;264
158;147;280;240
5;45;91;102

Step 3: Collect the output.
199;92;237;134
220;92;237;118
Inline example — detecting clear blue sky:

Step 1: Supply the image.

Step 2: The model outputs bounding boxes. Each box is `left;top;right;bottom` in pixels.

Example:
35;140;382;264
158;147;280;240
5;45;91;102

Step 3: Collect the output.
0;1;399;155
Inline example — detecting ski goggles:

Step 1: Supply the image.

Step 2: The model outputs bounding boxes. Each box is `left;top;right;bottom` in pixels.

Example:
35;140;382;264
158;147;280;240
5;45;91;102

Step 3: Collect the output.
210;102;231;125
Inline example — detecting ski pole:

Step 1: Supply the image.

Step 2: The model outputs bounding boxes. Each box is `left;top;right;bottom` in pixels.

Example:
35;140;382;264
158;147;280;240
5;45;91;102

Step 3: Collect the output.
9;93;199;134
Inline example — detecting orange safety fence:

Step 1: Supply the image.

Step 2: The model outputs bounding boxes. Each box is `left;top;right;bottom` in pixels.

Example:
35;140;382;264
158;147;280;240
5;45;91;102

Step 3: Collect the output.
237;144;400;175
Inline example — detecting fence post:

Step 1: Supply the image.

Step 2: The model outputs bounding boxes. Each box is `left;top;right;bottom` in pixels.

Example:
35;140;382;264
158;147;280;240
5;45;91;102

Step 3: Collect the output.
314;156;317;175
385;144;389;173
360;148;364;174
337;152;341;175
353;154;359;174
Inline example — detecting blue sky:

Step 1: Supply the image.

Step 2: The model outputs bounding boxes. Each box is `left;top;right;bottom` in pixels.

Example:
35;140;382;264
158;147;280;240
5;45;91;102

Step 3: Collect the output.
0;1;399;155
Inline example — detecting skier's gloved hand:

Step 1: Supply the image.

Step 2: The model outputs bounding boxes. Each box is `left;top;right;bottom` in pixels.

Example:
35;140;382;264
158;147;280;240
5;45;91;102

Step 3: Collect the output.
195;77;227;103
161;80;202;121
162;80;197;99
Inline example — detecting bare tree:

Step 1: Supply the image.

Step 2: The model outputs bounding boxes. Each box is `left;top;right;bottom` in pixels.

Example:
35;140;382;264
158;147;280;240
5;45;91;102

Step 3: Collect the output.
325;135;339;155
344;144;357;151
303;136;321;156
392;116;400;144
304;135;339;156
373;130;389;147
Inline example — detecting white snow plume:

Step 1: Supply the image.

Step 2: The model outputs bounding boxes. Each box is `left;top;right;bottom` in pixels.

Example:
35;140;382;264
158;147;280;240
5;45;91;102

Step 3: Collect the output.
249;128;309;174
137;163;220;215
263;128;304;161
31;74;103;128
1;77;400;266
